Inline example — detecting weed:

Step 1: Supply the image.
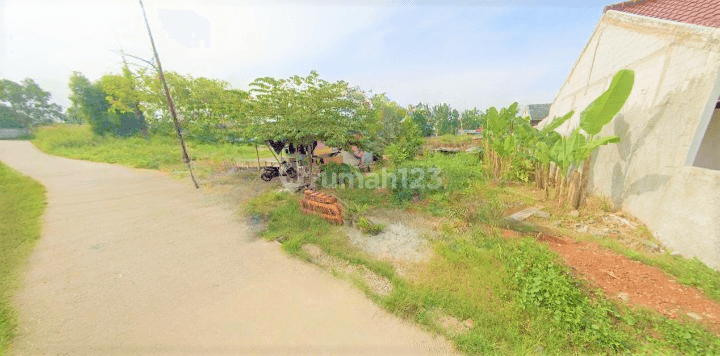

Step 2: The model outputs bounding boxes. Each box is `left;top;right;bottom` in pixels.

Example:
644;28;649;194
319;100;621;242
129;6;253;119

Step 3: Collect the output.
356;217;385;235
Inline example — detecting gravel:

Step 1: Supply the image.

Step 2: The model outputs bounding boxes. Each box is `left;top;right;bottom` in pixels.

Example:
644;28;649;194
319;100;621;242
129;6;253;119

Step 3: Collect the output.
348;221;431;263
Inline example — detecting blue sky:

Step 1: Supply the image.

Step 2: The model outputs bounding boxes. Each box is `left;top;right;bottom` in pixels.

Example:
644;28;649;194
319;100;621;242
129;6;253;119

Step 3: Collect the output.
0;0;613;112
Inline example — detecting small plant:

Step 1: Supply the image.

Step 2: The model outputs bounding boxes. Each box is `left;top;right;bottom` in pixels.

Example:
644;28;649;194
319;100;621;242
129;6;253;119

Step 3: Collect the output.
356;217;385;235
344;202;369;226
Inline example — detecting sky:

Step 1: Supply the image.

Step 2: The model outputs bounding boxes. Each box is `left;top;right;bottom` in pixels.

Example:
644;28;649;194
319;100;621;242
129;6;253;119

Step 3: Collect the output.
0;0;614;112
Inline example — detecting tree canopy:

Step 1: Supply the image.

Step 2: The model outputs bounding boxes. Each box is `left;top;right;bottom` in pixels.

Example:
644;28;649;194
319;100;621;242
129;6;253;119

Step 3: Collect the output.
250;71;367;149
0;78;64;129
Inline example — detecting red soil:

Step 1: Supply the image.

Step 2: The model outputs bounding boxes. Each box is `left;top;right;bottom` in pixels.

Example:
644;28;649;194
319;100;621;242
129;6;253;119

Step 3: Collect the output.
538;234;720;334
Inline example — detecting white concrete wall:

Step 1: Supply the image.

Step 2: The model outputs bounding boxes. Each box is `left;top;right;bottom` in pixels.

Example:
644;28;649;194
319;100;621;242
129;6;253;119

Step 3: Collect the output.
540;11;720;269
0;128;30;139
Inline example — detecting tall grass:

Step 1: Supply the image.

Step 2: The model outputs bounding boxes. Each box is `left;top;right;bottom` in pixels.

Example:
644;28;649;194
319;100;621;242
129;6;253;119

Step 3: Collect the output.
0;162;46;355
32;125;271;170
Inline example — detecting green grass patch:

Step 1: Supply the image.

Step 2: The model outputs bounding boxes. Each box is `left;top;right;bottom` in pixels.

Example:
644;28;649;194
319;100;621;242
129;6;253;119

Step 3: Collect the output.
0;162;46;355
32;125;272;171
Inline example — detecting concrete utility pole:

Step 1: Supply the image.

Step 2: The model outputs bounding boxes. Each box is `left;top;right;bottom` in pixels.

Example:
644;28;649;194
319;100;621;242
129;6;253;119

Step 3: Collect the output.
139;0;199;189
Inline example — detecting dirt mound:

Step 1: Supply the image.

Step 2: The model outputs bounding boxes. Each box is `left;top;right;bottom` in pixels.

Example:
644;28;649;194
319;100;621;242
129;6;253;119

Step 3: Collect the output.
541;237;720;333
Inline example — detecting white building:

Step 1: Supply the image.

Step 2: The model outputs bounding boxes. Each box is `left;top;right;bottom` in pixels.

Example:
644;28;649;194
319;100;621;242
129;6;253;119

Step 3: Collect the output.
539;0;720;269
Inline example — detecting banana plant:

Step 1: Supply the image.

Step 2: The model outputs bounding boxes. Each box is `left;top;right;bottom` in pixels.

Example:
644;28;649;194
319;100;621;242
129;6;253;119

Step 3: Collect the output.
547;69;634;208
572;69;634;208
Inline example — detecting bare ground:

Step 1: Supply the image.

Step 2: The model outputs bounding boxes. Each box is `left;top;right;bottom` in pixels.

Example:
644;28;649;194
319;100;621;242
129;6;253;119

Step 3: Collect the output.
0;141;455;356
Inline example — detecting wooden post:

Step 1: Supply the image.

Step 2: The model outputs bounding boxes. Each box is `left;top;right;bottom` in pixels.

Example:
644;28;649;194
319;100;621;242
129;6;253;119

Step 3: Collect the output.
255;143;261;171
139;0;198;189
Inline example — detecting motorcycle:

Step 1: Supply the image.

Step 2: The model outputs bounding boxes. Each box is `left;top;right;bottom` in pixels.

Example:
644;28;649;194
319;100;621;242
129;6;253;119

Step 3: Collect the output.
260;161;298;182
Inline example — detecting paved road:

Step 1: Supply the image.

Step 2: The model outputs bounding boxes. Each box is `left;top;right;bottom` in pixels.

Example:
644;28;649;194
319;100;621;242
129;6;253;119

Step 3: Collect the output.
0;141;455;356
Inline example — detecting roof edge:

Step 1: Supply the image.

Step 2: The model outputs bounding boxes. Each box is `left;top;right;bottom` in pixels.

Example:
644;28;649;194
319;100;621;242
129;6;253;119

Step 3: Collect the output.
603;0;650;14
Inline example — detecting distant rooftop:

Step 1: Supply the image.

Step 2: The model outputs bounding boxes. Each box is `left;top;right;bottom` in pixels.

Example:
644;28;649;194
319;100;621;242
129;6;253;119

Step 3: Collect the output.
604;0;720;28
526;104;551;122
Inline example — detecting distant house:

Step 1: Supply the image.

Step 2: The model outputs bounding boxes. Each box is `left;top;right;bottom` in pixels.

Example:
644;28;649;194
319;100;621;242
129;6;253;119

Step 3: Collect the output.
521;104;551;127
0;128;30;139
458;128;483;136
538;0;720;269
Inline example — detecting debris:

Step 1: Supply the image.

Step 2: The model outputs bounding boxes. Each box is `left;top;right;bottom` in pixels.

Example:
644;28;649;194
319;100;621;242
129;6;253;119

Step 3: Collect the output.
617;292;630;302
550;220;562;227
507;207;539;222
601;269;620;279
687;312;702;321
607;214;636;228
569;210;580;217
576;225;589;233
671;251;682;257
642;240;659;250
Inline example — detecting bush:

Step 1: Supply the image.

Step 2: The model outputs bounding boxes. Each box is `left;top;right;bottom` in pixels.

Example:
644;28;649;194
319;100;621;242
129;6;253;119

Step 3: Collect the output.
317;163;361;188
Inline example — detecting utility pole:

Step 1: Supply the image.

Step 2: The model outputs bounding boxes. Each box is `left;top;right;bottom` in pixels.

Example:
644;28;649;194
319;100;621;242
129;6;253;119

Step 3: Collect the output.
139;0;199;189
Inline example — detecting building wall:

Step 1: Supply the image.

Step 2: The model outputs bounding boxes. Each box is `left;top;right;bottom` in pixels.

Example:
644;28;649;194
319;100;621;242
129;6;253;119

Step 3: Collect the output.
540;11;720;269
0;128;30;139
693;109;720;170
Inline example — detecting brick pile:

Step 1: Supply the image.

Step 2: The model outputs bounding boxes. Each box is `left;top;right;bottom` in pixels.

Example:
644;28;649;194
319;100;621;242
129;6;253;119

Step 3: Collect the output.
299;190;344;225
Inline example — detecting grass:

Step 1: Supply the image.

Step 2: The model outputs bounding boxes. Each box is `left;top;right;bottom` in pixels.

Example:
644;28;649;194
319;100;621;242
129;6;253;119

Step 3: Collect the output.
0;162;46;355
32;125;272;175
425;134;476;148
248;150;720;354
249;189;720;354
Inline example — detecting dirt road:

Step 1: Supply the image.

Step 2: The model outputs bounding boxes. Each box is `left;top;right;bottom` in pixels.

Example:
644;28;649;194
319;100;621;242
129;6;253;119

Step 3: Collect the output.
0;141;455;355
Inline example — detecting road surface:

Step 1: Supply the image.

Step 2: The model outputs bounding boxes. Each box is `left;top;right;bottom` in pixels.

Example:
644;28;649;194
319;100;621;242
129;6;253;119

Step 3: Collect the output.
0;141;455;356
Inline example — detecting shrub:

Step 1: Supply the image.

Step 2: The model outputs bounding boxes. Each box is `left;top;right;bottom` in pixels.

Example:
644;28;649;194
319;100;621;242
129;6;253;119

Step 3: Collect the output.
317;163;361;188
356;217;385;235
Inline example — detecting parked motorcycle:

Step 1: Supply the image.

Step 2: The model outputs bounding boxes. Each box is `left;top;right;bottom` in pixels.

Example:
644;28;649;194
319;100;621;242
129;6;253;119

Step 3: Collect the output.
260;161;298;182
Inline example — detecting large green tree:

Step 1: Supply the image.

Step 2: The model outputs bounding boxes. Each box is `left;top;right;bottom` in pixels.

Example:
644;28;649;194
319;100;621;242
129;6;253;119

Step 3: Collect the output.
358;93;408;154
461;108;484;130
250;71;367;185
431;103;460;136
137;70;250;142
99;66;148;136
0;78;64;129
250;71;366;149
409;103;433;137
68;72;116;135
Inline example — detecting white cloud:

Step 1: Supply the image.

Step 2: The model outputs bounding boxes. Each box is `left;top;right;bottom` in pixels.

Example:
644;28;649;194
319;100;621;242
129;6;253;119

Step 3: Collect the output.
0;0;386;107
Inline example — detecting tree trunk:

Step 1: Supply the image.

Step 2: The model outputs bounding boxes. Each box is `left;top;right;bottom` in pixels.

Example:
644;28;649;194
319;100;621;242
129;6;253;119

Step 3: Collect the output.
308;144;314;189
575;156;593;209
556;173;564;203
567;170;581;207
543;166;550;200
255;144;261;171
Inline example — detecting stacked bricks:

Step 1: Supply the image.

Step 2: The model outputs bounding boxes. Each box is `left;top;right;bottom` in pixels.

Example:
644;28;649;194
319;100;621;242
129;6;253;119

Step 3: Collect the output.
299;190;344;225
